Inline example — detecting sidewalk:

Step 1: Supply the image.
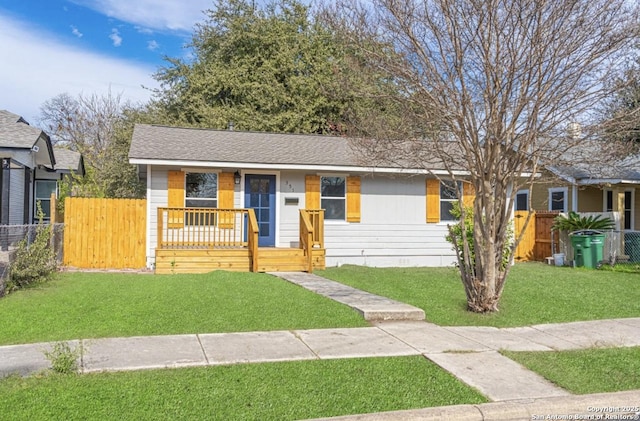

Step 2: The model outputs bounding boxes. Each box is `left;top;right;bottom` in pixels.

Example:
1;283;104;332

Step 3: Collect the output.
1;271;639;419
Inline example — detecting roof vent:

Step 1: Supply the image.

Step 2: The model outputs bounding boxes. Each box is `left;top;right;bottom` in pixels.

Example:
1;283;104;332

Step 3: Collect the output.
31;145;39;153
228;121;234;131
567;122;581;140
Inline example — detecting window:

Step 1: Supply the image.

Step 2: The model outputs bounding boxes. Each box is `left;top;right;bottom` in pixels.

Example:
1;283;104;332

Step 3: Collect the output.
604;189;633;230
321;176;345;220
515;190;529;211
185;172;217;225
440;180;461;221
624;190;633;230
604;190;613;212
548;187;567;212
34;180;57;221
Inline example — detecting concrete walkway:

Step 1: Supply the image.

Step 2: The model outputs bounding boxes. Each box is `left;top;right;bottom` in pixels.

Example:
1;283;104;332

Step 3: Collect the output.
1;271;640;419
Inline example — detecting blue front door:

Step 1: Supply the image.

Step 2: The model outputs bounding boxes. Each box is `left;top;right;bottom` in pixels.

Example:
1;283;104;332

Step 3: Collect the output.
245;175;276;247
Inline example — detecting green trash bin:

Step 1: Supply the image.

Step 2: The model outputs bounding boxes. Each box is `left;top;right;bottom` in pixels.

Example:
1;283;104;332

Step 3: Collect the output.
590;233;606;267
570;232;593;268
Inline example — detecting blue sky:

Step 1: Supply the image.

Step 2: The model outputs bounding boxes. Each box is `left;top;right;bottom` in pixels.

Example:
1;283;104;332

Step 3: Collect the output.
0;0;212;124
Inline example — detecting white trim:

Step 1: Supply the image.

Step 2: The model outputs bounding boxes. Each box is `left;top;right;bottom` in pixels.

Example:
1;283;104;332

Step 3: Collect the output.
320;175;347;222
146;165;152;268
603;189;635;231
515;189;529;211
241;170;281;247
130;158;472;176
184;171;219;208
548;187;568;212
571;185;578;212
603;189;613;212
579;179;640;185
624;189;635;231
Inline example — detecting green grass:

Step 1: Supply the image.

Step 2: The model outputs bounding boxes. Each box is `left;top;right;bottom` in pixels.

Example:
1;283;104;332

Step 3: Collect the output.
317;263;640;327
504;347;640;394
0;271;368;346
0;356;486;420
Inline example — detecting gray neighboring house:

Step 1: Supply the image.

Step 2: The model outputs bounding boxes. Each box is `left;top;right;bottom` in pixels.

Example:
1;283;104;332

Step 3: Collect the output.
0;110;84;225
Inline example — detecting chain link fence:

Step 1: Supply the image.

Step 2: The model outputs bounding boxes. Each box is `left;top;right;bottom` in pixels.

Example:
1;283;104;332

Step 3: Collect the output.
0;224;64;286
555;229;640;269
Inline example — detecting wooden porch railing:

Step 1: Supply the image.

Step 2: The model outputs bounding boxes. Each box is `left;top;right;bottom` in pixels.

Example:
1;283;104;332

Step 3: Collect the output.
302;209;324;248
247;208;259;272
157;208;251;249
157;207;324;272
300;209;325;272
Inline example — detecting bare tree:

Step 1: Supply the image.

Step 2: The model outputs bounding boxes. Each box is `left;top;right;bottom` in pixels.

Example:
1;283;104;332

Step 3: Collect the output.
326;0;640;312
38;90;126;175
38;90;145;198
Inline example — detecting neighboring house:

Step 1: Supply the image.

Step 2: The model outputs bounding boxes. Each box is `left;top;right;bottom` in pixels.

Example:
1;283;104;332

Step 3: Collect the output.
129;124;475;272
0;110;84;225
523;145;640;232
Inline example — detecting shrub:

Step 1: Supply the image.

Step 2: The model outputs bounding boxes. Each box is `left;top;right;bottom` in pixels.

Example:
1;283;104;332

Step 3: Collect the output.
7;214;57;292
552;211;615;232
446;202;512;270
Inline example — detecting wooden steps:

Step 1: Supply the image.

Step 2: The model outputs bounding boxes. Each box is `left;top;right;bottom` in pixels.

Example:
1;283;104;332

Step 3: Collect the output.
256;248;308;272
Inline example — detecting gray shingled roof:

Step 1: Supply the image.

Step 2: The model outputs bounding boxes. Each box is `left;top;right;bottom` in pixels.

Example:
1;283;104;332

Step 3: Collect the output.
129;124;365;167
53;147;84;174
548;139;640;183
0;109;44;149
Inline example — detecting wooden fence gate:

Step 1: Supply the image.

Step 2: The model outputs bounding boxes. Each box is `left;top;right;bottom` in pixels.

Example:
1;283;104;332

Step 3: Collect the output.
63;198;147;269
513;211;561;262
513;211;536;262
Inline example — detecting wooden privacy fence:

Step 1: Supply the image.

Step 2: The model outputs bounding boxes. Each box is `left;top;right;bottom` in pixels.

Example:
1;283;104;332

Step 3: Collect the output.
63;198;146;269
513;211;561;262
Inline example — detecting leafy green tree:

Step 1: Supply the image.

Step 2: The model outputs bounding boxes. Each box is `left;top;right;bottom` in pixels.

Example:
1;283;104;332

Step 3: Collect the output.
152;0;378;134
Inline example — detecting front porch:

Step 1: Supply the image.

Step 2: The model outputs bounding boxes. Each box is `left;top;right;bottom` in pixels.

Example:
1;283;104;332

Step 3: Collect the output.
154;208;325;274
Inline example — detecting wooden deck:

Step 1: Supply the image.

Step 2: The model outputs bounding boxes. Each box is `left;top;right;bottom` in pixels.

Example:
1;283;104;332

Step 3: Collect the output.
154;208;325;274
155;247;325;274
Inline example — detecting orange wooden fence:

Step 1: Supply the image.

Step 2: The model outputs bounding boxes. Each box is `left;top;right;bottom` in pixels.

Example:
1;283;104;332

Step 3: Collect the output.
513;211;561;262
513;211;536;262
63;198;147;269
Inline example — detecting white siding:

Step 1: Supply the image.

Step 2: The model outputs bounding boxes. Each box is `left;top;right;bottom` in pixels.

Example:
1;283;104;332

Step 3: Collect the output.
146;167;456;268
279;171;456;268
147;166;170;266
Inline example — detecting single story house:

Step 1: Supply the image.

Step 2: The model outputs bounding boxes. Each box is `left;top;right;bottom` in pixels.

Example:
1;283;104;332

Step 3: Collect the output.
516;144;639;232
129;124;475;273
0;110;84;225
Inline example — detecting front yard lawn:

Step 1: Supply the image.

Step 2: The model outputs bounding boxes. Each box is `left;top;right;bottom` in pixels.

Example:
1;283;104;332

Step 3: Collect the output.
504;347;640;394
0;271;368;346
0;356;486;420
318;263;640;327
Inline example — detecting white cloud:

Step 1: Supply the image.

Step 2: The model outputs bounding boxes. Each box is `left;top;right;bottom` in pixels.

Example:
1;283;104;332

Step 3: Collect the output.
0;13;157;124
72;0;211;31
71;25;83;37
109;28;122;46
147;40;159;51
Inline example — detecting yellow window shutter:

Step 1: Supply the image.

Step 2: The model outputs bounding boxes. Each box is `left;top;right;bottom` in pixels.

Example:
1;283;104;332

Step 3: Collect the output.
305;175;320;209
218;172;235;228
426;178;440;223
346;176;361;223
462;182;475;208
167;170;185;228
